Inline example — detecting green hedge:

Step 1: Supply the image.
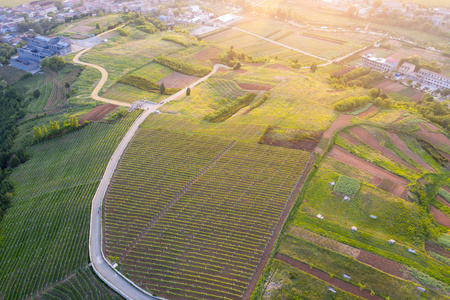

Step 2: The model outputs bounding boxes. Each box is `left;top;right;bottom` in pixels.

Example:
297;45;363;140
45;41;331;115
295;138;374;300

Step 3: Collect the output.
118;74;179;94
334;96;371;112
162;36;190;47
438;188;450;203
154;55;211;77
204;93;257;123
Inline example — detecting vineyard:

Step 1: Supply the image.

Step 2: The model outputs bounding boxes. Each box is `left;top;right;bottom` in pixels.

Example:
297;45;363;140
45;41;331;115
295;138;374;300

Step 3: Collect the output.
0;111;141;299
103;128;310;299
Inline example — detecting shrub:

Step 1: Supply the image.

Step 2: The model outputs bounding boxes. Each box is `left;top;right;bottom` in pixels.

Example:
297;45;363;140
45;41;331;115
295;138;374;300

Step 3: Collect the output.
333;175;361;197
204;93;257;122
117;28;129;36
41;55;66;71
334;96;371;112
186;87;191;96
33;89;40;98
105;108;128;122
154;55;211;77
162;35;189;47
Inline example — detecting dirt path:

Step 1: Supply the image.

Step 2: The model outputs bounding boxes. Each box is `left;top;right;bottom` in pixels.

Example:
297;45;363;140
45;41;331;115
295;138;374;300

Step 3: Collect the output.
431;206;450;228
328;146;409;186
314;114;353;154
243;154;316;300
386;131;435;172
275;254;384;300
349;126;420;172
73;25;131;107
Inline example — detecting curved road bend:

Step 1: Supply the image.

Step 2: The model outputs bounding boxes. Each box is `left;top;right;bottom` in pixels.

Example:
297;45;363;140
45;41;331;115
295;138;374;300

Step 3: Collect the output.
73;24;131;107
89;64;228;300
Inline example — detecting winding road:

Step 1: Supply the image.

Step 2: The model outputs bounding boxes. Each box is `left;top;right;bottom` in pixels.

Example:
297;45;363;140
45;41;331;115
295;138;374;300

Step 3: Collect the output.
88;63;228;299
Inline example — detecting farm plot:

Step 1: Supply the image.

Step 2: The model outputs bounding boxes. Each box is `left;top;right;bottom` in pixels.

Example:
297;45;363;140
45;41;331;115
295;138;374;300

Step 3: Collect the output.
130;62;174;82
0;65;25;84
104;129;309;300
0;111;141;300
103;83;167;104
156;72;199;89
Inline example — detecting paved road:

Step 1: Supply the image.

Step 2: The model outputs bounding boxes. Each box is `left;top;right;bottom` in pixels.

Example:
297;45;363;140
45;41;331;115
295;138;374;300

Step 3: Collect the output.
89;64;228;299
73;25;131;107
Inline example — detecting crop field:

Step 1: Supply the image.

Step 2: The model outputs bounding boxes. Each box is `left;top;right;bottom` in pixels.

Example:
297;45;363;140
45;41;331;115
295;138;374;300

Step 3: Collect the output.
130;62;174;82
103;128;309;299
82;31;184;89
103;82;168;104
203;29;316;63
0;111;141;299
0;65;25;84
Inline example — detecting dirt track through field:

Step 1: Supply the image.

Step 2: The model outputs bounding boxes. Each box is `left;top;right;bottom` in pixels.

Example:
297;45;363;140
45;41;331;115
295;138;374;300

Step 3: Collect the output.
328;146;409;187
275;254;384;300
386;131;435;172
349;126;420;172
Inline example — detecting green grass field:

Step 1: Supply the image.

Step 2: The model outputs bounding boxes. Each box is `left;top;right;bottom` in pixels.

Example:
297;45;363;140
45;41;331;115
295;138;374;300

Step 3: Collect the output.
0;111;140;299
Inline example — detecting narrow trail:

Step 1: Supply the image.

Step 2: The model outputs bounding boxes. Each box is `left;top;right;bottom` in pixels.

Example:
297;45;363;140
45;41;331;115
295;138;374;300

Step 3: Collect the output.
73;24;131;107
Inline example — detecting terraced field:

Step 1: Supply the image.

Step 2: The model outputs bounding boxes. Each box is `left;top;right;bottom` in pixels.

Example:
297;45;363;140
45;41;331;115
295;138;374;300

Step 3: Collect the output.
103;128;310;299
0;111;141;299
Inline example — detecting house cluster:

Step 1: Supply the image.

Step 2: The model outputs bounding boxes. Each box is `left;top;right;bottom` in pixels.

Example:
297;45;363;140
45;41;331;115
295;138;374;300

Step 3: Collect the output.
316;0;450;26
398;62;450;90
10;35;71;72
362;52;450;90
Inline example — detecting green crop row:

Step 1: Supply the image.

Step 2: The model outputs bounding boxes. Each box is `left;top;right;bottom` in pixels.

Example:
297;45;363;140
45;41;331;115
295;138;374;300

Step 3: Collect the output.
154;55;211;77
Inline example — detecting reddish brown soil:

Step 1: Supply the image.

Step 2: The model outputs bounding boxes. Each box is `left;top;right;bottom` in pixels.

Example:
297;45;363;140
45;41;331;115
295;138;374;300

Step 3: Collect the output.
373;80;405;93
431;206;450;228
370;176;383;186
349;126;420;172
411;92;424;101
425;241;450;259
356;105;378;118
260;127;322;151
340;132;360;145
357;251;407;279
386;131;435;172
440;151;450;161
437;195;450;208
266;63;291;71
424;122;440;131
193;47;222;62
237;82;274;91
275;254;384;300
244;155;316;300
328;146;409;187
80;104;118;123
416;124;450;148
156;72;199;89
314;114;353;154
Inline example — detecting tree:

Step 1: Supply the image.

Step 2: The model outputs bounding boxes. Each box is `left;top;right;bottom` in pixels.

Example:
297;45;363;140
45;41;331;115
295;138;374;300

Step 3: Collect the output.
65;82;70;88
33;89;40;98
310;63;318;73
55;0;64;10
70;117;79;128
234;62;241;70
96;23;101;30
160;83;166;95
42;124;48;136
186;87;191;96
41;55;66;71
9;156;20;168
33;126;43;140
368;88;380;98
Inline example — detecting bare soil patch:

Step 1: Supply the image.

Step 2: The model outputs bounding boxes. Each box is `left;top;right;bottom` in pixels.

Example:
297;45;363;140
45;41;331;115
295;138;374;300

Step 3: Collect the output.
314;114;353;154
275;254;384;300
411;92;424;101
193;47;222;62
356;105;378;118
70;33;90;39
340;132;360;145
80;104;118;123
424;122;440;132
416;124;450;148
425;241;450;259
373;80;405;93
156;72;199;89
328;146;409;187
237;82;274;91
357;251;407;279
431;206;450;228
370;176;383;186
266;63;291;71
71;25;94;33
437;195;450;208
386;131;435;172
349;126;420;172
260;126;322;151
332;66;355;77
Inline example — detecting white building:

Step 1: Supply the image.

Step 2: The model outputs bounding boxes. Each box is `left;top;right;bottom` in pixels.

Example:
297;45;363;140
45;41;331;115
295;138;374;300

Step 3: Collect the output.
361;53;399;73
416;69;450;90
398;62;416;79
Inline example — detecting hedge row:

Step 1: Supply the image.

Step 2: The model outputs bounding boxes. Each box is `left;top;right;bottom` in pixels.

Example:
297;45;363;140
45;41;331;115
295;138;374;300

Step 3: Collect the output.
204;93;257;122
154;55;211;77
118;74;179;95
334;96;371;112
162;36;190;47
